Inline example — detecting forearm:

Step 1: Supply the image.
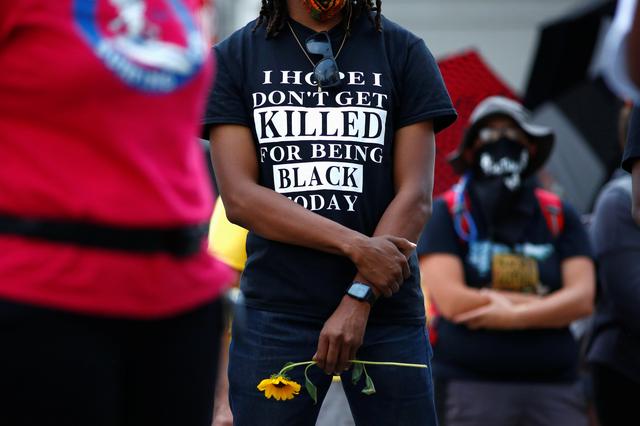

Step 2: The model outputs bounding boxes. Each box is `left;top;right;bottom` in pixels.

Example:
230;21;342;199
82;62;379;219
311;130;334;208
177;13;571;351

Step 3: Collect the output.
222;182;364;258
493;290;542;305
511;256;594;328
213;332;232;424
214;332;230;401
353;185;430;295
419;254;491;319
352;121;435;287
371;188;431;243
211;124;368;260
513;286;593;329
439;287;491;320
370;120;435;243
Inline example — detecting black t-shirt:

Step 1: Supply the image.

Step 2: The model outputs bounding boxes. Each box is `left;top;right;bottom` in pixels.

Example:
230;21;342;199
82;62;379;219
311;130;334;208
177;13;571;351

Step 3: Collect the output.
417;184;592;381
622;106;640;172
203;13;456;323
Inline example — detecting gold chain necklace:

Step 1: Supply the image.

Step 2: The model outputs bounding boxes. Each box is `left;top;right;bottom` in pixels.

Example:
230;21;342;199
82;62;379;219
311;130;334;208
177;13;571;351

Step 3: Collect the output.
287;21;348;67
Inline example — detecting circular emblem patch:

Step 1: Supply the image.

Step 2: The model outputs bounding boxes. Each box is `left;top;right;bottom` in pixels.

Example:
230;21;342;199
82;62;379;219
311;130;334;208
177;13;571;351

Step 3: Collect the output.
74;0;206;93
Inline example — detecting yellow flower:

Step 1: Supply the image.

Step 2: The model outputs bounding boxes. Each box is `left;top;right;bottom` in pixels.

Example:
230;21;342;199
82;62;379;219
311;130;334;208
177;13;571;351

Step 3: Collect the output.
257;375;301;401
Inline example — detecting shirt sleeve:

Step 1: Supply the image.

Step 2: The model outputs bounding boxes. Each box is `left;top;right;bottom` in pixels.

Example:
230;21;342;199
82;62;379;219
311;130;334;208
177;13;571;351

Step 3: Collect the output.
622;106;640;172
590;183;640;333
555;202;593;260
201;44;251;139
208;197;248;272
395;39;457;133
591;182;639;256
417;198;463;257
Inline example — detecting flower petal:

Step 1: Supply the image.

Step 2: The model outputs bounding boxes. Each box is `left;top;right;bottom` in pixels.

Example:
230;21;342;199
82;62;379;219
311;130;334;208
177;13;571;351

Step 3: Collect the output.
257;374;302;401
257;378;272;391
273;388;284;401
264;387;274;399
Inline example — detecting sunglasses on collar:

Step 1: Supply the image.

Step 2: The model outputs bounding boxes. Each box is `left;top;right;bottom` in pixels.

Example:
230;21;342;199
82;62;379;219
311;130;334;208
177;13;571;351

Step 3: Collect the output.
305;31;342;89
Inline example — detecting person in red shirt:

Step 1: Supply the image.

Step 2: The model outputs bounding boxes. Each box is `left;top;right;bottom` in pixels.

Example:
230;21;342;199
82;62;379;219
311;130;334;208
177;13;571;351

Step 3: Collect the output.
0;1;232;425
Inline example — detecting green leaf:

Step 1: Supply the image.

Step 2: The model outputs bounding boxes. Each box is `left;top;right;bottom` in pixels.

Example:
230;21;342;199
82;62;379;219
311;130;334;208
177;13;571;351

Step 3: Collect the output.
351;363;364;385
362;375;376;396
305;377;318;404
304;363;318;405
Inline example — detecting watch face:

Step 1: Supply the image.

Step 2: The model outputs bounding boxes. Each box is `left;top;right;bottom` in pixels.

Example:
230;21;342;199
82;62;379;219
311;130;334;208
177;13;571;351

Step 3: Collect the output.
350;283;369;298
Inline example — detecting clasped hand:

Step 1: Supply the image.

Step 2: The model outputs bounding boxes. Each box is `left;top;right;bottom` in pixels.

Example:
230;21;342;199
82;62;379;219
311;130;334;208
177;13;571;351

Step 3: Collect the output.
314;235;415;374
349;235;416;298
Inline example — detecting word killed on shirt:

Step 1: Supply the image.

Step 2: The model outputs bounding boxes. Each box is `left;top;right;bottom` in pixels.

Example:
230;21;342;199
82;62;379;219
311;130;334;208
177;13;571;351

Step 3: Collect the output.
253;70;389;214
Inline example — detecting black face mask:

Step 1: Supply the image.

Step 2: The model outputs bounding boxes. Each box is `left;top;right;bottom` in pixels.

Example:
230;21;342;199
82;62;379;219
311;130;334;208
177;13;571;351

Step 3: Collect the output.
473;137;530;191
471;137;530;225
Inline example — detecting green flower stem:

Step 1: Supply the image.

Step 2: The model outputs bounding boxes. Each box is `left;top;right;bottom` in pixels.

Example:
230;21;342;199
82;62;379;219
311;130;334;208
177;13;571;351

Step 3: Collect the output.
278;361;316;376
350;360;428;369
277;359;426;376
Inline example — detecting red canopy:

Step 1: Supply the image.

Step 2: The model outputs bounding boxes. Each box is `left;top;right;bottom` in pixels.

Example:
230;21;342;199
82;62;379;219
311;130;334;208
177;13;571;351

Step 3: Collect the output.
434;50;518;195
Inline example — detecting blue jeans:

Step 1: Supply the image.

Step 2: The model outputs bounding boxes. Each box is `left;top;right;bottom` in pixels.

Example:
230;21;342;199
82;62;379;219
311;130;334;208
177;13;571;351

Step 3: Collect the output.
229;307;438;426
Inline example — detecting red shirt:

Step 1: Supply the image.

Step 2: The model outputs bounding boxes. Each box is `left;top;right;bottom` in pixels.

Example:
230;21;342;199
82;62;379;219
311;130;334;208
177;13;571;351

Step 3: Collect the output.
0;0;233;318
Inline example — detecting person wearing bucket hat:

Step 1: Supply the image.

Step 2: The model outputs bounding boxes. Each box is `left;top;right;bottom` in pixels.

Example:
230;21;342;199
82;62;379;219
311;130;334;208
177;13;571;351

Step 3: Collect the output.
448;96;554;177
417;96;595;426
446;97;556;233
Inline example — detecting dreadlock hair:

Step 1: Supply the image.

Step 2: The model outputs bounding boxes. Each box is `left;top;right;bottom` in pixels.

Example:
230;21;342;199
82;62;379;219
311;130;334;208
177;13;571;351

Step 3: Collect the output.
253;0;382;38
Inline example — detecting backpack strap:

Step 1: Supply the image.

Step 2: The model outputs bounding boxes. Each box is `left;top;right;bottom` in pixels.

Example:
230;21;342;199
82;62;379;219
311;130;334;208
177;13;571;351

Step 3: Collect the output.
443;176;478;242
534;188;564;238
443;189;469;235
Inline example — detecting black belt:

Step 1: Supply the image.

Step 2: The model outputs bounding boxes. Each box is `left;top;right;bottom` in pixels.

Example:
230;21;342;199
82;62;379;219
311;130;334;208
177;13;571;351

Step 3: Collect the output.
0;213;208;257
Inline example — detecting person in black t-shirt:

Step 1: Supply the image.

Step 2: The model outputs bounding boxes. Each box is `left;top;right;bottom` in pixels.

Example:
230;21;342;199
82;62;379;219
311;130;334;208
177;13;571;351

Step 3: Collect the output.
418;97;595;426
203;1;456;424
622;107;640;224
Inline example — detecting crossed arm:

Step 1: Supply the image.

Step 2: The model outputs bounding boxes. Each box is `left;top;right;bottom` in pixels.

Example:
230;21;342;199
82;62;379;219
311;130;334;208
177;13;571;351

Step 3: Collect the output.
210;120;436;373
419;254;594;329
210;124;417;294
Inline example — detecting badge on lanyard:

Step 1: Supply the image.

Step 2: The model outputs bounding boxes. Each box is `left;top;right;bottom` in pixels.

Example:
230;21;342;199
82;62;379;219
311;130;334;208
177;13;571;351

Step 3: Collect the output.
491;253;540;293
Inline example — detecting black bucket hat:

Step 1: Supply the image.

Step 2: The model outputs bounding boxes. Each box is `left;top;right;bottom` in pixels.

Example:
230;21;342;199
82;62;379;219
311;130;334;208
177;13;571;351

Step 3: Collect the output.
447;96;555;176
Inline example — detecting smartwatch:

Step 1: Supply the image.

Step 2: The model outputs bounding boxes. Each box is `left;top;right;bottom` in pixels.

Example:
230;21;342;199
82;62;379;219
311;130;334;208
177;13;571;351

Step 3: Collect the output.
346;282;377;305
